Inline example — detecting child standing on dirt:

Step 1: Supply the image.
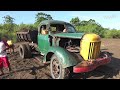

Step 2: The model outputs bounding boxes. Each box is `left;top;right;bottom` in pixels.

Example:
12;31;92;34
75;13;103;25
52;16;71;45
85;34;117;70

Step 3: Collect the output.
0;36;11;75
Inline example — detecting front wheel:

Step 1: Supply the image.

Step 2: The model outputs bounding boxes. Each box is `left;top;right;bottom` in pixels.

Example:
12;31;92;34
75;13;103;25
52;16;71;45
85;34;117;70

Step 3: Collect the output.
50;54;71;79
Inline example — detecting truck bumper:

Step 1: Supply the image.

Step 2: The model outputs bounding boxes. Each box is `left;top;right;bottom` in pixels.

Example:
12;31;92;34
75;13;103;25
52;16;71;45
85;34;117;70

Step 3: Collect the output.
73;57;111;73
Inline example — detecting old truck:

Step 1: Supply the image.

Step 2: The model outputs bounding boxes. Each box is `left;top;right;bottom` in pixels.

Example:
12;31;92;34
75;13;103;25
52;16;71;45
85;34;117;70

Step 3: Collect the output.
16;20;111;79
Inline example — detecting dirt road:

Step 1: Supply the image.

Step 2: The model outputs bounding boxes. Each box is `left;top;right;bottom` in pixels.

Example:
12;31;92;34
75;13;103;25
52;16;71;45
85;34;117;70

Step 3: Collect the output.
0;39;120;79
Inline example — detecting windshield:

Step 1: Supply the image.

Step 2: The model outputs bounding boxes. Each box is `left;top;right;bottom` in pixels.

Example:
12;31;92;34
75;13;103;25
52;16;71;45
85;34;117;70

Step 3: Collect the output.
65;24;76;33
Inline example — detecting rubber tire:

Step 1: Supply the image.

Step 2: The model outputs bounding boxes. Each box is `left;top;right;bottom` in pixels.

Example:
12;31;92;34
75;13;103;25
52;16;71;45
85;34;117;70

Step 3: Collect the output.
25;44;32;58
100;51;111;58
19;44;28;59
50;54;70;79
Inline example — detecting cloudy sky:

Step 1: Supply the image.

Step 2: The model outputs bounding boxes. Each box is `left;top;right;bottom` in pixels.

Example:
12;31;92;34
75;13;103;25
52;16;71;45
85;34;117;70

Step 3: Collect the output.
0;11;120;29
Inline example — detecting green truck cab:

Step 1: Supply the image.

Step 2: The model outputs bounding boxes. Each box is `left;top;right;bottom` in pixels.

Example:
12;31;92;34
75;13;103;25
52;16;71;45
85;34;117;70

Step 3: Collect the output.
17;20;111;79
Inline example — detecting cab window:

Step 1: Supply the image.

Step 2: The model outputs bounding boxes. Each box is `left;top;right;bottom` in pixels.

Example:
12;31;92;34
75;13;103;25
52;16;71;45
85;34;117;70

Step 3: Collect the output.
50;24;65;33
40;25;48;35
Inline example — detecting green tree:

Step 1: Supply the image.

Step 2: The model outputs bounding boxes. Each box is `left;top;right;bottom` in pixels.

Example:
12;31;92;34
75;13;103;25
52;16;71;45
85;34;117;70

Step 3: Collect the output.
76;19;106;37
88;19;96;24
70;17;80;26
80;19;95;26
34;12;53;26
2;15;15;32
80;20;88;26
3;15;14;24
105;29;120;38
16;23;37;32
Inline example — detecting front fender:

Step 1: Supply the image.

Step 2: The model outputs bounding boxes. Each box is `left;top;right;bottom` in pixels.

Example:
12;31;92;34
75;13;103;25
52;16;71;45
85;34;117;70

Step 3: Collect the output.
44;46;78;68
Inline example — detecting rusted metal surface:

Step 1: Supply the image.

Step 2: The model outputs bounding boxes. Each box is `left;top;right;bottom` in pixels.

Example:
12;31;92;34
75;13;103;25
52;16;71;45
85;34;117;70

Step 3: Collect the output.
16;32;29;34
51;59;60;78
73;52;111;73
66;46;79;53
16;30;38;43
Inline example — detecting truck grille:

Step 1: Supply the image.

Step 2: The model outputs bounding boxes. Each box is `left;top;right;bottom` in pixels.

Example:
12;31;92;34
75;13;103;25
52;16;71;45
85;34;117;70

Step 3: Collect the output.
88;42;101;59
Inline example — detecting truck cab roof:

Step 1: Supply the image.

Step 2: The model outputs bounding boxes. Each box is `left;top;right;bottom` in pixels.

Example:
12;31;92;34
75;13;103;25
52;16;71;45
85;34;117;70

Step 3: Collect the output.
40;20;70;26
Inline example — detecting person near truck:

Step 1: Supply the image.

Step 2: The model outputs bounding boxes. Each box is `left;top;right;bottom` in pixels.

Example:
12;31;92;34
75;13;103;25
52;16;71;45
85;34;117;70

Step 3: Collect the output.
7;40;14;54
63;25;68;33
0;36;11;75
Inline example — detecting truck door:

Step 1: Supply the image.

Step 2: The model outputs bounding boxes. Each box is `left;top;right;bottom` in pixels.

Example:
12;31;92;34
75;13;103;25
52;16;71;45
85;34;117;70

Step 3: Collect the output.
38;25;50;54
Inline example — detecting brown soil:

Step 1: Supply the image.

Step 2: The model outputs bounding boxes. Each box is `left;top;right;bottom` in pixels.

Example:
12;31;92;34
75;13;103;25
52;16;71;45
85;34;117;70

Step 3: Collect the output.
0;39;120;79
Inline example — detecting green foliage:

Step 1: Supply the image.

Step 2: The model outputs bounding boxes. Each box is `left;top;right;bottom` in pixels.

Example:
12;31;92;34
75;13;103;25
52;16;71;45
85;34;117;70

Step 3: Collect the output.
17;23;37;31
75;19;120;38
70;17;80;26
1;12;120;44
70;17;120;38
34;12;53;26
105;29;120;38
2;15;15;32
3;15;14;24
75;19;106;38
